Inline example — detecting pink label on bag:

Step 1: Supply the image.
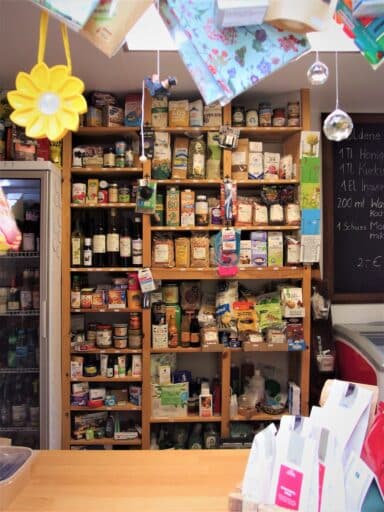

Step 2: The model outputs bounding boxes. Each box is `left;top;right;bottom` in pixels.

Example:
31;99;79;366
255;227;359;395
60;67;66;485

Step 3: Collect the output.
318;462;325;512
275;464;303;510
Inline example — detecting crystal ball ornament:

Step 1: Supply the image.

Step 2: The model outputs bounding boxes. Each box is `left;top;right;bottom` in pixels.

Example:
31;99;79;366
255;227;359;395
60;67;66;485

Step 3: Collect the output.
307;60;329;86
323;109;354;142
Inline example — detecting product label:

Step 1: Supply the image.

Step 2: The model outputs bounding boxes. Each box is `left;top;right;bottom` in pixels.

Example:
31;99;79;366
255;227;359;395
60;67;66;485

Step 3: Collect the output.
120;237;132;257
71;291;81;309
20;290;32;310
93;234;106;254
72;238;81;265
83;249;92;266
107;233;119;252
132;240;143;265
154;243;169;263
192;154;205;177
193;247;206;260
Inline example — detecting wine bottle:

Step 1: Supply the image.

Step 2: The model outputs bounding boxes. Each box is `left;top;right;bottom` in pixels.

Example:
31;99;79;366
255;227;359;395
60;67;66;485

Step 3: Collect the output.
20;269;32;310
132;215;143;267
32;269;40;310
71;216;84;267
29;378;39;427
190;314;200;348
119;214;132;267
92;213;106;267
105;412;115;438
106;208;120;267
12;376;27;427
0;376;11;427
83;237;92;267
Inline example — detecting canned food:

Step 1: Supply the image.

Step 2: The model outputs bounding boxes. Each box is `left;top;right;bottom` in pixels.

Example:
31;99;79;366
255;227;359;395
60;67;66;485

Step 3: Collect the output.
128;329;142;349
72;183;86;204
118;185;130;203
113;336;128;349
80;289;93;309
113;323;128;337
96;324;113;348
115;140;127;156
162;283;179;305
129;313;141;330
92;291;105;308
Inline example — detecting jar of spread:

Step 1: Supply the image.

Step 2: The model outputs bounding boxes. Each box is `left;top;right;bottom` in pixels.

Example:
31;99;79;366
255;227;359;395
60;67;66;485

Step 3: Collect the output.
259;103;272;127
98;180;109;204
162;283;179;305
113;336;128;349
232;106;245;126
108;183;118;203
118;185;130;203
246;109;258;127
87;323;97;343
195;195;209;226
96;324;113;348
83;356;98;377
80;288;93;309
129;312;141;330
128;329;142;349
272;108;286;127
115;140;127;156
287;101;300;118
113;323;128;337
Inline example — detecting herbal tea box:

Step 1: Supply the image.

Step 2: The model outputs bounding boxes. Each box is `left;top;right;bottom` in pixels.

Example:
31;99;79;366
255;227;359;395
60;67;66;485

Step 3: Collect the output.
268;231;283;266
166;187;180;226
250;231;267;267
180;189;195;227
151;96;168;129
240;240;252;266
248;153;264;179
264;152;280;180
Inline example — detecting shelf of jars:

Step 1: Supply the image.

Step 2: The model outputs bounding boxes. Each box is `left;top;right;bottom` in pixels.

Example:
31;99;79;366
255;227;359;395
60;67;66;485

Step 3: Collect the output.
70;404;141;412
70;267;142;272
151;225;300;232
70;308;143;314
0;251;40;259
71;167;143;176
0;368;39;374
70;438;142;446
230;410;287;422
154;179;300;187
150;415;222;424
70;376;142;383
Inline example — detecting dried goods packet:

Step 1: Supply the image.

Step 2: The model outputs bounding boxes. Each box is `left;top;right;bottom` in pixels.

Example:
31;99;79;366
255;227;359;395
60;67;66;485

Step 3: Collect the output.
152;234;175;268
190;233;210;268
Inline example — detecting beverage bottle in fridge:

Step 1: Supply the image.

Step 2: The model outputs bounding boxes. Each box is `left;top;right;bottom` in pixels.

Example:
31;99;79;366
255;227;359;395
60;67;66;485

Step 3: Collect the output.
7;329;17;369
29;378;39;427
12;376;27;427
7;277;20;311
15;328;27;368
0;376;11;427
20;269;33;310
32;269;40;310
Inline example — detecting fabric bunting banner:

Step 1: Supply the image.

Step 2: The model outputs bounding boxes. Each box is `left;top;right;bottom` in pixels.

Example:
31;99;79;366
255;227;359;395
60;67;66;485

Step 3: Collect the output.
160;0;311;105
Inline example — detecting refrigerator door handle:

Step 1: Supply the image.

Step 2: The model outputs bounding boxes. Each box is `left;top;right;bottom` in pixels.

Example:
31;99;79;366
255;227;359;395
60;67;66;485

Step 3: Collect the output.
42;299;47;341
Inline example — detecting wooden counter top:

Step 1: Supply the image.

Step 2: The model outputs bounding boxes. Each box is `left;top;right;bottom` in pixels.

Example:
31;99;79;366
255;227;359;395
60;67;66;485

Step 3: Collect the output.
7;449;249;512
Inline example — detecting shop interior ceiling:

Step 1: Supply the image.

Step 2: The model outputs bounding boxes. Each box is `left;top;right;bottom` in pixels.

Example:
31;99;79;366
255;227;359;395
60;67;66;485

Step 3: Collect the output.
1;0;384;110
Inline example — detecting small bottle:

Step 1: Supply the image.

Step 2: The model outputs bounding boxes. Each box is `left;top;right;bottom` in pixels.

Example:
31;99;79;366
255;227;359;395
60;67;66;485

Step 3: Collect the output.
105;412;115;438
83;237;92;267
132;215;143;267
181;314;191;348
188;423;203;449
71;216;84;267
7;277;20;311
125;148;134;167
103;147;115;168
190;314;200;348
168;314;178;348
71;275;81;309
32;269;40;310
107;355;114;378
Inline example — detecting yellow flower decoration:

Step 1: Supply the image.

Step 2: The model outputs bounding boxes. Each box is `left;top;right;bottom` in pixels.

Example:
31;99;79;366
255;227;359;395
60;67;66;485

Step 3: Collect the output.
8;62;87;141
7;11;87;142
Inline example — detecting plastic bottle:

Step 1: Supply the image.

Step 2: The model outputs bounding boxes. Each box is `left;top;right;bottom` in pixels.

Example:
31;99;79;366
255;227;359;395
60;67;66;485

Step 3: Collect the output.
248;369;265;406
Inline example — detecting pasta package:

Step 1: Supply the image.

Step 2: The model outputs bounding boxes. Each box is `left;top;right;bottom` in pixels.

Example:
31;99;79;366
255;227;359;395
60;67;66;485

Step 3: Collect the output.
169;100;189;127
190;233;210;268
175;237;190;267
152;132;171;179
152;234;175;268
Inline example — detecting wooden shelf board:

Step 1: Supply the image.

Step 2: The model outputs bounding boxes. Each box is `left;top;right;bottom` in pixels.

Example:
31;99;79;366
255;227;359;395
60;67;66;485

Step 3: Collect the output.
71;349;142;355
237;127;302;141
151;225;299;232
70;438;141;446
151;347;203;353
71;167;142;175
71;203;136;209
70;405;141;412
242;343;289;352
235;179;300;186
231;410;287;421
76;127;139;135
155;126;221;133
150;415;222;423
70;308;142;313
70;376;142;383
156;179;222;186
151;267;305;280
70;267;141;272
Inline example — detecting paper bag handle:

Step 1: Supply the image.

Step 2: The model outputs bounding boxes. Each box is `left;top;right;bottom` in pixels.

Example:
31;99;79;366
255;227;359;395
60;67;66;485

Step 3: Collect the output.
37;10;72;74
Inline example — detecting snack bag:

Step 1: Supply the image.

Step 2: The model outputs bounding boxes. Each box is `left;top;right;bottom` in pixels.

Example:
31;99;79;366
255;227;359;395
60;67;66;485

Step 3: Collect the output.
0;186;21;252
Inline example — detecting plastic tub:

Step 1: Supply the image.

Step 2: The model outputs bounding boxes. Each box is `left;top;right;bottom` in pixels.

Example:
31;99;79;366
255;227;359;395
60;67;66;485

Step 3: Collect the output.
0;446;34;509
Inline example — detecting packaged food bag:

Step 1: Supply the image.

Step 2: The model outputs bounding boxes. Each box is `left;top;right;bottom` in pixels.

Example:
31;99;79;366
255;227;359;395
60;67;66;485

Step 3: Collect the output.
0;186;21;252
361;402;384;497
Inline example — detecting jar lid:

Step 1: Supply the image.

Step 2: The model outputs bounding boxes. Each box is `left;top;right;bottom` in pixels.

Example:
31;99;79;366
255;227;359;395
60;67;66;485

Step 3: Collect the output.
99;180;109;189
196;195;207;200
109;183;118;187
97;324;112;330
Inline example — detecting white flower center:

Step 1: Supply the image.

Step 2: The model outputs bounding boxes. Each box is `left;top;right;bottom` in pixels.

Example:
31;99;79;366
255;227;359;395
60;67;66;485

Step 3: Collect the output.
38;92;60;115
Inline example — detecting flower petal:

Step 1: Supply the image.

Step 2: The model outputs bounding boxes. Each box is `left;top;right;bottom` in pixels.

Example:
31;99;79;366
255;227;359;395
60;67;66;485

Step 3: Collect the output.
46;115;64;141
50;127;68;142
15;72;41;95
10;108;39;127
49;65;70;91
59;108;79;132
62;94;87;114
58;76;85;97
7;91;36;110
26;115;48;139
30;63;50;91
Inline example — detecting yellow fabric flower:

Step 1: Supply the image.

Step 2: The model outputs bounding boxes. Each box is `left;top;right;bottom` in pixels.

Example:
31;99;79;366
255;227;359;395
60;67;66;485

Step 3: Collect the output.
7;62;87;141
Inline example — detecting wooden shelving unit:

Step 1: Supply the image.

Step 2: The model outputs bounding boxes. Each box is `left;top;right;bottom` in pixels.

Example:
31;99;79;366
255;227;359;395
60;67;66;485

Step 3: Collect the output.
62;88;314;449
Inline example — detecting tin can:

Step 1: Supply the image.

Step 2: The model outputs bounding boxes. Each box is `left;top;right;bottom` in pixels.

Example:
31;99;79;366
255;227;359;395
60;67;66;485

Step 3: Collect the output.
115;140;127;156
87;323;97;342
128;329;142;349
96;324;113;348
72;183;86;204
162;283;179;305
129;312;141;330
246;109;258;127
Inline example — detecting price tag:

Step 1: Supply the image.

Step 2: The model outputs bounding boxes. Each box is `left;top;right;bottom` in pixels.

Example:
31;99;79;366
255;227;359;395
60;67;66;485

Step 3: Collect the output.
138;268;156;292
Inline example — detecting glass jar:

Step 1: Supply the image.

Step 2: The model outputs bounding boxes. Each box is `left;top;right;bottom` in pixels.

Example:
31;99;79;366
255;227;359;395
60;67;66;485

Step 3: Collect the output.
108;183;118;203
195;195;209;226
96;324;113;348
118;185;130;203
246;109;258;127
98;180;109;204
232;106;245;127
103;147;115;168
115;155;125;168
272;108;286;127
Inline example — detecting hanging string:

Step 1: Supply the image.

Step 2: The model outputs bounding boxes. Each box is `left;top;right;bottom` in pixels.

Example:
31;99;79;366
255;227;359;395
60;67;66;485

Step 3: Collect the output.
335;51;339;109
139;79;147;162
156;0;161;77
315;50;319;62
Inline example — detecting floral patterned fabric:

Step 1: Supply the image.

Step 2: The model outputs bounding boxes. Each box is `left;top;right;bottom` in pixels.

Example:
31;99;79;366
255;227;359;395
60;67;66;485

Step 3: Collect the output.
160;0;311;105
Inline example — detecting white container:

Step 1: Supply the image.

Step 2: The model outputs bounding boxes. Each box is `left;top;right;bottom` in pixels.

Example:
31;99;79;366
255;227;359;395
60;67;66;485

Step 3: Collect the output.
0;446;34;510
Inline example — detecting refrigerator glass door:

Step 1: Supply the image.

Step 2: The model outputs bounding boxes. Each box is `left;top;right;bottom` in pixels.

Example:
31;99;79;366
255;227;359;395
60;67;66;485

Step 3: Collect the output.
0;177;41;448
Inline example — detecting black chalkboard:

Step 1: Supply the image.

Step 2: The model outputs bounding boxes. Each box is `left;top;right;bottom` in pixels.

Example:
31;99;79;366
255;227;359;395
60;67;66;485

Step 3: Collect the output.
322;113;384;303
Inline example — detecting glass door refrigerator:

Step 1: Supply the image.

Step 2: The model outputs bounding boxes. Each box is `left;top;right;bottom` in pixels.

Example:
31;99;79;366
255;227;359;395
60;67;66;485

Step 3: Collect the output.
0;161;61;449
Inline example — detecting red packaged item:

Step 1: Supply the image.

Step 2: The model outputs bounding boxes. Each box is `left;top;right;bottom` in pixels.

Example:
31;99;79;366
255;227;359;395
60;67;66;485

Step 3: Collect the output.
361;401;384;495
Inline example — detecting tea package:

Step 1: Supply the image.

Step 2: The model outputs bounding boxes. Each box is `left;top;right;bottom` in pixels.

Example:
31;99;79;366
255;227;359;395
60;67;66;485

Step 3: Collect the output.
152;132;171;179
